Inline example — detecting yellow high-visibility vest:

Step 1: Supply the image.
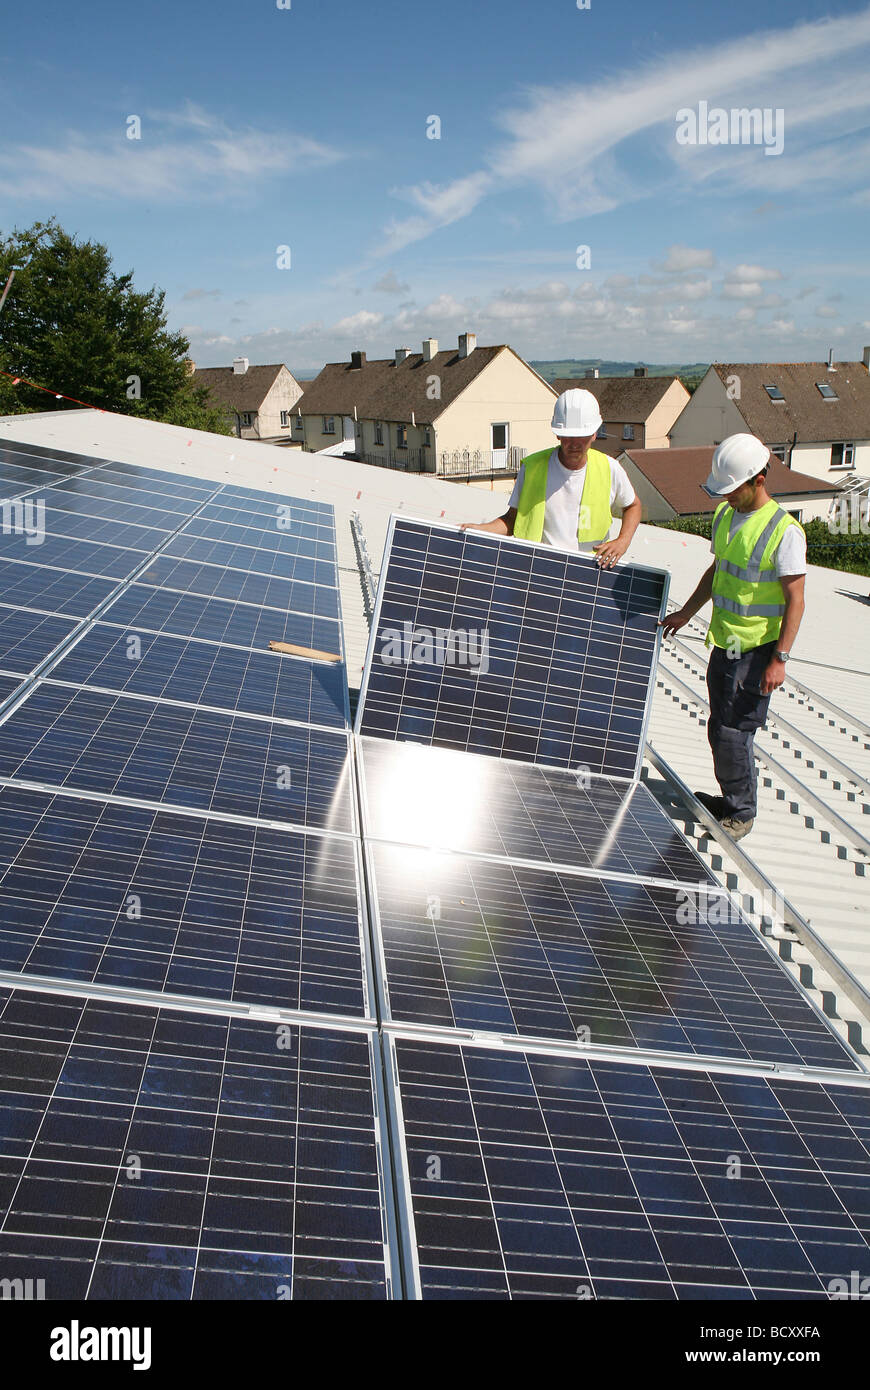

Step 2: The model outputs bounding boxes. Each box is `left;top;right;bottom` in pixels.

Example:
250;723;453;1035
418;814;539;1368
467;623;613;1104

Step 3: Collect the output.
707;498;803;653
512;448;613;545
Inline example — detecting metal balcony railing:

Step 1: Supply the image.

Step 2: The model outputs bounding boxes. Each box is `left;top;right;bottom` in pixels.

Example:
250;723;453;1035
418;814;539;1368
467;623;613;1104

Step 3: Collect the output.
438;445;526;479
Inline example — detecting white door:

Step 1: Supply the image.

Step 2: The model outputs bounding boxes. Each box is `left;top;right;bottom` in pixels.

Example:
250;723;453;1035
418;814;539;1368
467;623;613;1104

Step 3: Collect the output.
491;422;509;469
343;416;355;442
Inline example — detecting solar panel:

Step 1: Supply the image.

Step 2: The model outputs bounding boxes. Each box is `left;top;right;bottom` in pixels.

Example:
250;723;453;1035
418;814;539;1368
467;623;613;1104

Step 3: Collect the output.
0;606;79;675
0;561;116;617
33;502;174;553
50;475;203;513
0;675;22;705
0;785;369;1013
162;534;336;585
137;556;341;616
357;518;667;778
389;1034;870;1299
49;625;349;726
0;442;100;473
0;987;392;1298
198;501;335;540
39;487;193;529
101;584;343;656
368;843;855;1069
0;533;141;579
358;737;714;884
180;517;337;558
0;684;355;830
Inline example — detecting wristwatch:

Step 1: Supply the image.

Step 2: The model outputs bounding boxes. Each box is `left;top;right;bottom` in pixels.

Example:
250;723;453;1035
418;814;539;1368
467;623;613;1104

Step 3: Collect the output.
774;650;790;662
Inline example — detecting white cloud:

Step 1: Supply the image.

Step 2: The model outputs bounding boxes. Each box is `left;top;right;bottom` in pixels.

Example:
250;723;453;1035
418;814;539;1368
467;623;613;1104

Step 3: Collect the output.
0;105;344;201
372;271;410;294
181;288;221;301
815;305;839;318
652;245;716;273
726;264;783;283
333;310;384;334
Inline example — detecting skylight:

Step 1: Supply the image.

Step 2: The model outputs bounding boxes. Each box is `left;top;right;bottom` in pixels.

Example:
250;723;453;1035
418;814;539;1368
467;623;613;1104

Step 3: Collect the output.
816;381;838;400
764;384;785;401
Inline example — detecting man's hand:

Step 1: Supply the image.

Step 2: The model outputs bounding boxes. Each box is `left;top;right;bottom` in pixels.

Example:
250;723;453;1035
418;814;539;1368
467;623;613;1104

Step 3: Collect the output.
659;607;692;639
593;536;629;568
760;656;786;695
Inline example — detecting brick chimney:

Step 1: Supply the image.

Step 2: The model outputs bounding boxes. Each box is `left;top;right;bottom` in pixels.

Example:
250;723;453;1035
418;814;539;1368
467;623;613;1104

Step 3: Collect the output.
458;332;477;358
232;357;249;375
350;350;366;370
634;366;648;377
422;338;438;362
395;347;411;365
863;345;870;370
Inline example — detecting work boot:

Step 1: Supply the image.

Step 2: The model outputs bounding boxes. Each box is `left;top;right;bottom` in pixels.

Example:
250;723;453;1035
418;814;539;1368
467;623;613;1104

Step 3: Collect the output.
720;816;755;843
694;790;728;820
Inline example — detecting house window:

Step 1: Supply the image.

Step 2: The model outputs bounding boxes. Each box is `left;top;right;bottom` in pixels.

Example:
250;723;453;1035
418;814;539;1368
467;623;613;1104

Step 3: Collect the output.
280;411;290;428
375;422;384;446
770;445;786;460
239;412;253;428
830;442;855;469
396;425;408;449
622;424;634;441
422;426;432;447
293;416;303;431
763;384;785;402
322;416;335;434
816;382;838;400
596;424;607;439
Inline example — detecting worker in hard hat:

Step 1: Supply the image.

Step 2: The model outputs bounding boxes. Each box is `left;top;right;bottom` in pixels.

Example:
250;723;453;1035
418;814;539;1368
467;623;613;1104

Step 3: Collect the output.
460;388;641;566
660;433;807;842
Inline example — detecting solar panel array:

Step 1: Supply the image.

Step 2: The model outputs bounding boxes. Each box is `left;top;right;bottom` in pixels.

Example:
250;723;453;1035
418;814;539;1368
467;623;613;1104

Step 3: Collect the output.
2;466;869;1303
0;440;395;1298
354;515;870;1299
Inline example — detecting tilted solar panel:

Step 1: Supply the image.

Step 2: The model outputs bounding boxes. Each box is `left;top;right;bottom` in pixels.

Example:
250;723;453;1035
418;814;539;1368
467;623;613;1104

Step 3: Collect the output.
0;988;391;1298
0;533;141;578
368;843;856;1069
358;736;714;884
0;606;79;675
0;561;116;617
357;518;667;778
162;533;336;585
137;555;341;616
389;1035;870;1299
179;517;337;559
0;786;369;1014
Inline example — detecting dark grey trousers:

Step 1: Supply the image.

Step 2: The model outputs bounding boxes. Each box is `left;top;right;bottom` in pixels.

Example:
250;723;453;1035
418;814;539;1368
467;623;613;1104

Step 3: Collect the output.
705;640;776;822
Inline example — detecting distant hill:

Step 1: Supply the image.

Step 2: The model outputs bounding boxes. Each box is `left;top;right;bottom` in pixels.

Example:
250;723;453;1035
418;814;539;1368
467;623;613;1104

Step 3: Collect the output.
532;359;709;391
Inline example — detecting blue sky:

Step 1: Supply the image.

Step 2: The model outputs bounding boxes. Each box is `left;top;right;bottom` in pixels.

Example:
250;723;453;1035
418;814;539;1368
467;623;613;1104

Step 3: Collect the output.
2;0;869;373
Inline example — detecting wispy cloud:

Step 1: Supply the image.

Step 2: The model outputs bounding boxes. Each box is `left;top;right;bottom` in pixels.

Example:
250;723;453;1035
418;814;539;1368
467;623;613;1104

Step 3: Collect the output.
0;102;344;201
373;6;870;254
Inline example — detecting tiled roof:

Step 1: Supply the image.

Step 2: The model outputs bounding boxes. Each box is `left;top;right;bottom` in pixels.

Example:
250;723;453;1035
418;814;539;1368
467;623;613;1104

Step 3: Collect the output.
296;345;511;424
554;374;683;420
622;446;839;515
192;364;290;412
711;361;870;443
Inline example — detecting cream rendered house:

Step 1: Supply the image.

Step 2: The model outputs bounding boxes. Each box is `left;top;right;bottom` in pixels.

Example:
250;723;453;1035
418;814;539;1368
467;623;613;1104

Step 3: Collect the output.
192;358;304;442
669;353;870;487
294;334;557;477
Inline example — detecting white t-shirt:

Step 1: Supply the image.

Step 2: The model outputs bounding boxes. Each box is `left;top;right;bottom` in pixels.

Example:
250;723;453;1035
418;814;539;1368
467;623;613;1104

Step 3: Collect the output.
709;509;807;577
508;449;637;555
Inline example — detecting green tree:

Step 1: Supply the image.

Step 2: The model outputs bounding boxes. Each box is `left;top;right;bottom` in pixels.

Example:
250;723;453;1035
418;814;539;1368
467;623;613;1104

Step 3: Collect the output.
0;219;233;434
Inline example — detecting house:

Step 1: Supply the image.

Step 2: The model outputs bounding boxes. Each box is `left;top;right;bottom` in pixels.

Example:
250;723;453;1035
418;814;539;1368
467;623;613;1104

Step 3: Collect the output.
192;358;304;442
554;368;690;454
668;351;870;489
619;446;839;524
293;333;557;477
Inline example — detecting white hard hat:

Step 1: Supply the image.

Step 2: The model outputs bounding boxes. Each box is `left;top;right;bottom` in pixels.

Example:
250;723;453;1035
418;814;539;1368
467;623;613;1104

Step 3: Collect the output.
551;388;603;437
702;433;771;497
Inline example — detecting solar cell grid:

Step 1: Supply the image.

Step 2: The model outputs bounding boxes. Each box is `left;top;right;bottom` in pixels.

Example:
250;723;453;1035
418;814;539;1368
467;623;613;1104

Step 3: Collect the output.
49;625;349;727
0;561;116;618
0;533;138;579
358;518;666;778
100;583;343;656
0;988;389;1298
391;1036;870;1299
369;843;854;1069
199;502;335;541
0;786;368;1013
137;556;341;617
0;605;79;675
34;503;173;553
358;737;714;883
50;475;203;514
0;683;355;830
0;462;70;490
0;442;99;472
180;516;337;559
163;533;335;585
38;486;194;530
97;460;217;496
220;482;333;516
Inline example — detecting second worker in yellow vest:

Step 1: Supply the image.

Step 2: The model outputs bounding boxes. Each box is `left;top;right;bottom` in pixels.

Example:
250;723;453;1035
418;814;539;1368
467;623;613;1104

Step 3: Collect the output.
461;389;642;567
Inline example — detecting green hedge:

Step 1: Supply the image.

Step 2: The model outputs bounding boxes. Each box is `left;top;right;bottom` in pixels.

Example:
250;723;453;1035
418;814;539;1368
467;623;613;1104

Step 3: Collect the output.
652;515;870;577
